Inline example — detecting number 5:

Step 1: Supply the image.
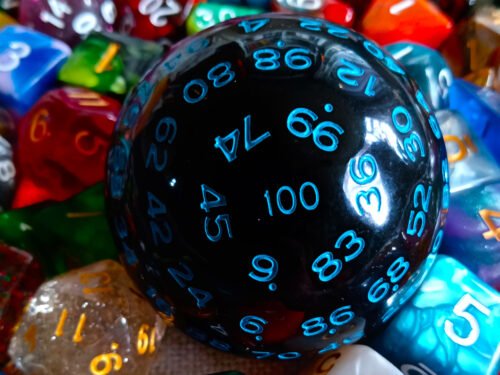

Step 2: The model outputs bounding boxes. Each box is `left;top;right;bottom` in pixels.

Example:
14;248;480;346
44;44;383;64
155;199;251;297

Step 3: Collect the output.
444;294;491;347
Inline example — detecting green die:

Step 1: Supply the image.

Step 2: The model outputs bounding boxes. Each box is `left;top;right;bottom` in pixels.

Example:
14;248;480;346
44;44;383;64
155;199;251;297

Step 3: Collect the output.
0;183;118;276
58;32;164;95
186;3;263;35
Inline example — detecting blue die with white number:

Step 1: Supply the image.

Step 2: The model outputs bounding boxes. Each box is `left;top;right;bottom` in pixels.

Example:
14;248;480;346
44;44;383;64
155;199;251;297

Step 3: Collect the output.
369;255;500;375
0;25;70;115
106;15;448;357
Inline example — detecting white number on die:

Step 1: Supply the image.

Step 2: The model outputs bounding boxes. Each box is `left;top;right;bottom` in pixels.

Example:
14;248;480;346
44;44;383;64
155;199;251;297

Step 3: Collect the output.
444;293;491;347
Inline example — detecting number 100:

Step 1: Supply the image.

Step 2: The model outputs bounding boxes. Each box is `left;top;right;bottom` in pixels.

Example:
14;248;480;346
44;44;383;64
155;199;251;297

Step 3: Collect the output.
264;181;320;216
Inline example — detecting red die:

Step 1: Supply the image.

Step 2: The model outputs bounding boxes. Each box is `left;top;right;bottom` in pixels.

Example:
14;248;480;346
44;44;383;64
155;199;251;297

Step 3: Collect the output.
359;0;454;49
13;87;121;208
322;0;355;28
116;0;194;40
0;244;44;365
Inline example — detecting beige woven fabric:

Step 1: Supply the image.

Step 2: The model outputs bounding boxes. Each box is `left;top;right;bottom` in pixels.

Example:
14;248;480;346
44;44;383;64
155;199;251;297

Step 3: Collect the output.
151;328;305;375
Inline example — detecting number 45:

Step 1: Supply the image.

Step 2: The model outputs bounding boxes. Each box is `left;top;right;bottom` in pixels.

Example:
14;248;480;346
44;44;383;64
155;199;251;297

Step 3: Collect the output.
444;294;491;347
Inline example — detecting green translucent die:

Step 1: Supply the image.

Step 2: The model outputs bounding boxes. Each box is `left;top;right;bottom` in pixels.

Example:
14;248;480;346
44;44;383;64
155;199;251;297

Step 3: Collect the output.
186;3;263;35
0;183;117;276
58;32;164;95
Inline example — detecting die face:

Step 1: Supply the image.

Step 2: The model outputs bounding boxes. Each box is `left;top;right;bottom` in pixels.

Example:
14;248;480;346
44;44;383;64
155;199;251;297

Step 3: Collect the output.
442;181;500;289
0;183;118;277
8;260;166;375
0;136;15;211
370;255;500;375
438;109;499;193
13;87;121;208
0;108;16;142
0;10;16;27
0;0;19;13
386;43;454;111
186;3;263;35
58;32;164;95
0;245;44;365
449;79;500;165
19;0;117;46
0;26;70;115
271;0;325;15
116;0;187;40
107;15;448;357
468;6;500;76
321;0;355;28
300;345;403;375
359;0;454;48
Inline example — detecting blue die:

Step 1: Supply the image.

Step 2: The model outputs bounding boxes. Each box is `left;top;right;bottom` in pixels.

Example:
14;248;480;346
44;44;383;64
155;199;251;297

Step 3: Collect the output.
449;79;500;166
369;255;500;375
0;25;70;115
386;42;453;111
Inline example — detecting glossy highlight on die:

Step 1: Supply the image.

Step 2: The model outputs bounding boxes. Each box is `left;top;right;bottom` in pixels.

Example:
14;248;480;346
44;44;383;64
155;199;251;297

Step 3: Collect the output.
107;15;448;357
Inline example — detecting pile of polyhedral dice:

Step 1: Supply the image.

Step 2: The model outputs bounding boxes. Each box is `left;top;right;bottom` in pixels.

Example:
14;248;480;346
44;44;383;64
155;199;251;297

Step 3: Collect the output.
0;0;499;374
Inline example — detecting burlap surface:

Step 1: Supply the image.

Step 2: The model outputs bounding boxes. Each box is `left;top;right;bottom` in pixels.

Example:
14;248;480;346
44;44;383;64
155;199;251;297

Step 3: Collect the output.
151;328;305;375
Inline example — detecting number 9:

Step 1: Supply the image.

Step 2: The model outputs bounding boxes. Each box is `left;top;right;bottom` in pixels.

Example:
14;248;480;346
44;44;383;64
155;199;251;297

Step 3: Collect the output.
249;254;278;283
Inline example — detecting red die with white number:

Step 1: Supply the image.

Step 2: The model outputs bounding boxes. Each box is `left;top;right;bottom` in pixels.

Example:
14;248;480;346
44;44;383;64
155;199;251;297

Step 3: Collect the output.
19;0;117;46
116;0;194;40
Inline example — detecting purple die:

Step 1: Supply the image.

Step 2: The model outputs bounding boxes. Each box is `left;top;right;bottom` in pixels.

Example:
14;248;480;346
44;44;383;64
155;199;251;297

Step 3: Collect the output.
19;0;117;46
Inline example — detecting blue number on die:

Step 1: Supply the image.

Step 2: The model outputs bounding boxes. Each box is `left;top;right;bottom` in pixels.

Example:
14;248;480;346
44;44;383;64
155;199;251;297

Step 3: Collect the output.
362;39;405;76
299;18;322;31
416;90;431;113
253;48;312;71
168;262;194;288
207;62;236;88
205;214;232;242
337;59;377;97
145;116;177;172
356;187;382;215
285;48;313;70
368;257;410;303
200;184;227;212
391;106;426;162
253;49;280;70
148;191;173;245
428;114;442;139
392;106;412;133
287;107;344;152
301;317;328;336
214;115;271;163
299;18;350;39
252;351;301;360
312;252;342;282
301;305;354;337
363;40;384;60
264;181;319;216
240;315;268;335
335;230;365;262
407;183;432;238
249;254;278;283
187;287;213;308
183;61;235;103
238;18;269;33
312;230;365;282
349;154;377;185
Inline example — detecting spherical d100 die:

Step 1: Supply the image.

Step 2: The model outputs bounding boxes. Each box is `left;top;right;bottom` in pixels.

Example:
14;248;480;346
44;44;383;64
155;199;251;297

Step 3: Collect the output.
106;15;448;359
